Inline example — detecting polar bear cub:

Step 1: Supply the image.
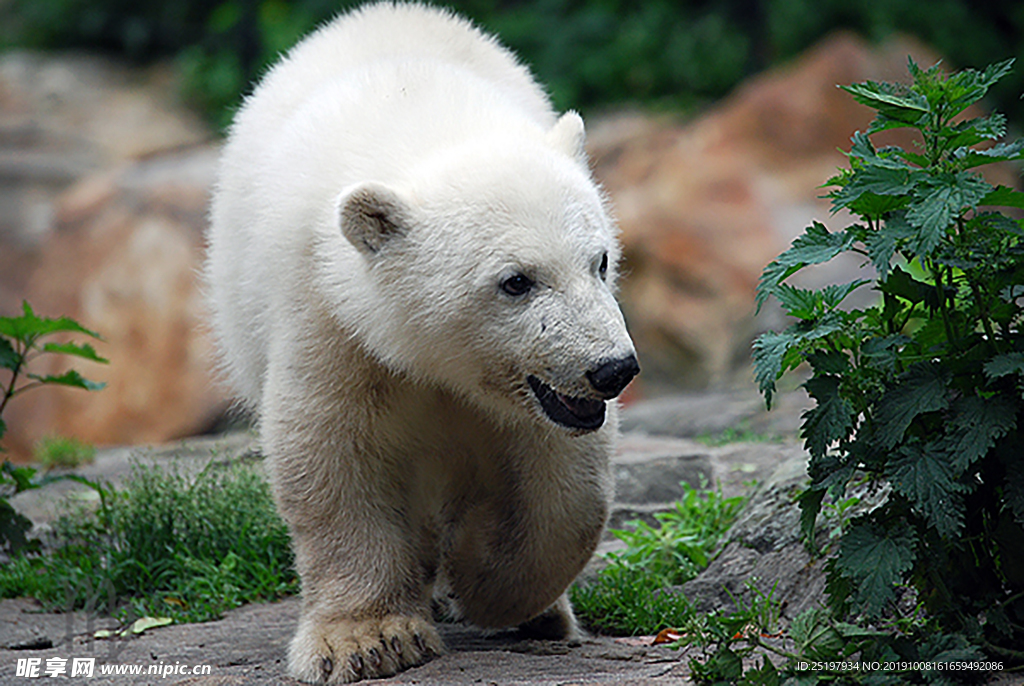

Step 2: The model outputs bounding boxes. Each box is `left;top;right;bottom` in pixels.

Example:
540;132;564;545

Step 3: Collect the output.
206;2;639;683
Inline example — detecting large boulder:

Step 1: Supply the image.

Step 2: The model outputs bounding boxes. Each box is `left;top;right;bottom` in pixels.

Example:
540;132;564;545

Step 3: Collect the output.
588;33;1018;391
0;53;225;460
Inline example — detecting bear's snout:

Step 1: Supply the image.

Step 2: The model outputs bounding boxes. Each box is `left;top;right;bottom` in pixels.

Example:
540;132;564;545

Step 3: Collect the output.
586;354;640;399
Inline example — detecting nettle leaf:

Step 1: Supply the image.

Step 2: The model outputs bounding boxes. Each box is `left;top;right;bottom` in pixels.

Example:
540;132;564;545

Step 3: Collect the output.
875;362;950;449
806;350;850;375
0;301;101;342
789;607;845;661
820;280;871;309
955;139;1024;169
841;81;929;125
985;352;1024;379
26;370;106;391
755;223;855;311
836;521;916;618
906;172;993;255
879;265;930;305
801;375;855;460
773;284;820;320
41;341;108;364
799;488;826;550
942;113;1007;149
942;394;1017;472
860;335;910;374
0;337;17;371
886;440;963;539
830;165;915;213
865;213;916;277
753;312;845;408
980;185;1024;210
942;58;1014;118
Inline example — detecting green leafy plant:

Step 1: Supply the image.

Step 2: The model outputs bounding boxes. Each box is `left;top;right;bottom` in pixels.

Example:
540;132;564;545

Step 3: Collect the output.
571;482;746;635
0;459;296;624
34;434;96;469
1;301;107;556
753;58;1024;660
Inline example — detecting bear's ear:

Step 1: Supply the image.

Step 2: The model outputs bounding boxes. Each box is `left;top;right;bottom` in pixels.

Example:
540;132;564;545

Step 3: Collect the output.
337;181;416;256
546;111;587;163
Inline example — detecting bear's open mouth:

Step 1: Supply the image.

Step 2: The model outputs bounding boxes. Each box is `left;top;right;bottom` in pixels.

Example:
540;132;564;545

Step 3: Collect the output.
527;375;606;431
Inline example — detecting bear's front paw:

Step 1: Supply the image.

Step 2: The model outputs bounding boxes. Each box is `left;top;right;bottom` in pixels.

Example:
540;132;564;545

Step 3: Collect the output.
289;614;443;684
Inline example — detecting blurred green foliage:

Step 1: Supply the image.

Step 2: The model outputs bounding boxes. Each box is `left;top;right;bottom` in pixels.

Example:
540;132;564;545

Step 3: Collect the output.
1;0;1021;131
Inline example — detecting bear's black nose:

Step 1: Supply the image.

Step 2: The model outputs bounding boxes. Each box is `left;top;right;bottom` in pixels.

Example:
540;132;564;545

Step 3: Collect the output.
586;354;640;399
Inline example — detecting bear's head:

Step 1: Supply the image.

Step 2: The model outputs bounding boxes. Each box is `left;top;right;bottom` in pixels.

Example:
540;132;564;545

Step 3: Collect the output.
334;113;638;433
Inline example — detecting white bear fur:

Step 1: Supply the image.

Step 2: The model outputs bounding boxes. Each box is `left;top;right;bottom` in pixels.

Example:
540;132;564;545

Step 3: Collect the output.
206;2;636;683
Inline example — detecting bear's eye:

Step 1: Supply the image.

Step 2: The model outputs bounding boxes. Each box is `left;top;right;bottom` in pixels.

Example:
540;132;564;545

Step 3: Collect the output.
501;273;533;297
599;252;609;280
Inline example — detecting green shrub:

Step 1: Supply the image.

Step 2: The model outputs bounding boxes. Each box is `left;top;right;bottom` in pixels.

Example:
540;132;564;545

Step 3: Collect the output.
754;57;1024;661
1;301;106;557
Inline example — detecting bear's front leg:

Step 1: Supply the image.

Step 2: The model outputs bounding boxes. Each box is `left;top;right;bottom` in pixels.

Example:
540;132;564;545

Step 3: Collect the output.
264;406;443;683
289;609;441;683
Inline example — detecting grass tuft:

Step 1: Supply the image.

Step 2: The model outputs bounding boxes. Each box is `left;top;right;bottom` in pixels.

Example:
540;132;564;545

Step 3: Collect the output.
571;482;746;635
0;460;296;623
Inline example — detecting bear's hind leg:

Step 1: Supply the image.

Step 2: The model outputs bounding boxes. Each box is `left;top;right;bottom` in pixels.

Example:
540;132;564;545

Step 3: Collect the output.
517;592;583;641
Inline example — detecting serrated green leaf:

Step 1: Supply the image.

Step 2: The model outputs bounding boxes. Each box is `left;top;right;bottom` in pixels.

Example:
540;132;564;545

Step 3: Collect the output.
861;335;910;374
0;302;102;348
942;394;1017;472
879;265;930;305
41;341;109;364
942;58;1014;118
806;350;849;375
789;607;845;661
799;487;826;552
865;213;916;277
887;441;963;538
980;185;1024;210
26;370;106;392
956;139;1024;169
942;113;1007;149
985;352;1024;379
875;362;950;449
820;279;871;309
774;284;820;320
830;165;915;213
801;375;855;460
836;521;916;618
906;172;993;255
753;313;845;408
0;337;17;371
755;223;856;311
841;81;929;124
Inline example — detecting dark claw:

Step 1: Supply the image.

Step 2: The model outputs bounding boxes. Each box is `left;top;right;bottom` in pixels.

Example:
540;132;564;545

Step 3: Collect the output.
390;635;403;655
320;656;333;678
368;646;382;669
413;633;427;655
348;653;364;678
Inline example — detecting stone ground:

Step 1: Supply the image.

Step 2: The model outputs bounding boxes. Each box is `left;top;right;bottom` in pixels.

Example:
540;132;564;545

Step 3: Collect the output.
3;387;1021;685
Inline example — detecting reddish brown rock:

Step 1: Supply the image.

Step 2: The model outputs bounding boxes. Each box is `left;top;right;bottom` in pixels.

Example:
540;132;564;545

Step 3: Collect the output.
3;147;227;460
0;52;221;460
589;32;1016;391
